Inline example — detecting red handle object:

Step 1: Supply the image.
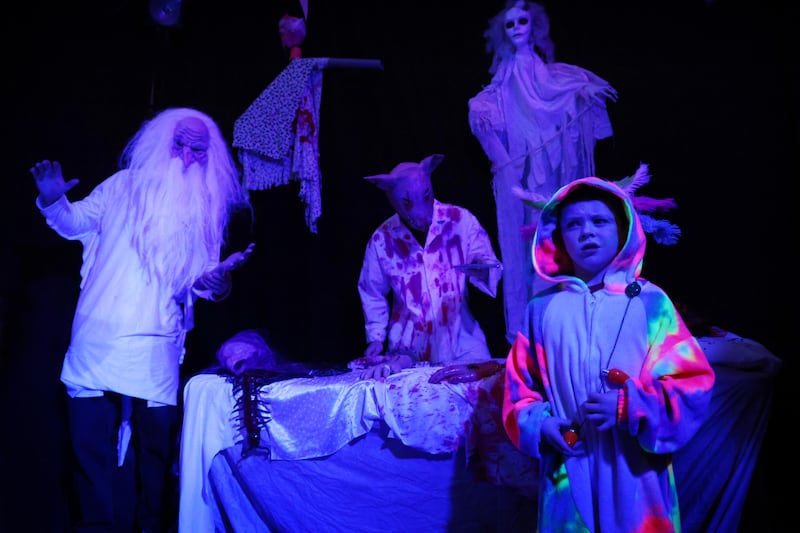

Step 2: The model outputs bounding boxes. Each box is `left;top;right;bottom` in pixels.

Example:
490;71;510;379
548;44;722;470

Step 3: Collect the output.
606;368;630;387
563;427;578;447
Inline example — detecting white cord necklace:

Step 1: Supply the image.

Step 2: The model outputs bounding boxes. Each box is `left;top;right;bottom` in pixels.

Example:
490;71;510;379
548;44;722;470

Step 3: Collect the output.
600;281;641;392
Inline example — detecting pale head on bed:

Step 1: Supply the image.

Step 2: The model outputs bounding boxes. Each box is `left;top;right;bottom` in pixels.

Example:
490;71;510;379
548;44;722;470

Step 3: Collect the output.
216;329;279;375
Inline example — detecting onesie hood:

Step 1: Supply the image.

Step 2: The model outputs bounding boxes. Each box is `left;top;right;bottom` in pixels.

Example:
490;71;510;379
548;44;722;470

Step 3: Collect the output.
532;177;646;291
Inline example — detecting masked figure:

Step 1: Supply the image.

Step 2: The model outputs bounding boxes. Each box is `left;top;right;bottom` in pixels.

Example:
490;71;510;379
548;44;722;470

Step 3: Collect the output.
354;154;502;378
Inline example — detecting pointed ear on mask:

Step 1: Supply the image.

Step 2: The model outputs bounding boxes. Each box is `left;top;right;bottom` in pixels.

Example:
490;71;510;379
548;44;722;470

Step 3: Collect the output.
363;173;394;192
363;154;445;192
421;154;445;174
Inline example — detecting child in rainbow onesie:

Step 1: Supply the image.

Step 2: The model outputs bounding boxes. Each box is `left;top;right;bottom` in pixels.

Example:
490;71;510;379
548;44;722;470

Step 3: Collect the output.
503;177;715;532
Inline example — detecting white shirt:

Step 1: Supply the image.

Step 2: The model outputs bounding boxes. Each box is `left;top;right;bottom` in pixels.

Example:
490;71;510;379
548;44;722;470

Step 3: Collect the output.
40;171;218;405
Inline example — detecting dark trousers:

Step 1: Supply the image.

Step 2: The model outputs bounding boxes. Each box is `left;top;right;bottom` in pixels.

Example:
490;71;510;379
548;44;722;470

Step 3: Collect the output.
68;394;178;533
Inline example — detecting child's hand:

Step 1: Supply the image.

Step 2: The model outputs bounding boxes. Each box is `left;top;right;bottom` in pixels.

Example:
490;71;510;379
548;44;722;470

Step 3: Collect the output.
542;416;581;456
581;391;618;431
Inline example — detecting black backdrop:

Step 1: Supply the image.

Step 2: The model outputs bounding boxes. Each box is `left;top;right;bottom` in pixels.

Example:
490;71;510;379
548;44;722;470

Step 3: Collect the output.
1;1;795;531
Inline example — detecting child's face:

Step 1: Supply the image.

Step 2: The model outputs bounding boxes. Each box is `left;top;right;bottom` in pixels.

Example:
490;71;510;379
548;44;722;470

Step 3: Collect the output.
559;199;620;282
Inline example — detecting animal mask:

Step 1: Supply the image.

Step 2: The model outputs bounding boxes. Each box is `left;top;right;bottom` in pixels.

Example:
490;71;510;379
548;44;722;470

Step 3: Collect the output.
364;154;444;233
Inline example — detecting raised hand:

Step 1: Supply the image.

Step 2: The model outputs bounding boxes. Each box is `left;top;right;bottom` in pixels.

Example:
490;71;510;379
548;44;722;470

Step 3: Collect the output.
193;243;256;299
29;160;79;207
217;242;256;273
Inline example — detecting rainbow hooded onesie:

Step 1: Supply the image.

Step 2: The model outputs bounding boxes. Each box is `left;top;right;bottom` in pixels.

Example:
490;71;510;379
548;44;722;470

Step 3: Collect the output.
503;177;715;532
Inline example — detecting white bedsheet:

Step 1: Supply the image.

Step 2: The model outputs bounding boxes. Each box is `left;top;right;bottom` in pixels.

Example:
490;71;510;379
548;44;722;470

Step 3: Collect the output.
178;365;529;533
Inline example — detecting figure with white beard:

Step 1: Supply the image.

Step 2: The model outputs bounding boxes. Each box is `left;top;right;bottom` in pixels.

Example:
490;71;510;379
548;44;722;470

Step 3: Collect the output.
29;107;252;533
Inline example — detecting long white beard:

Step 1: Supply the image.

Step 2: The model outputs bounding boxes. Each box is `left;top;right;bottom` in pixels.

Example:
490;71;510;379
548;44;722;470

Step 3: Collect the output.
129;158;217;292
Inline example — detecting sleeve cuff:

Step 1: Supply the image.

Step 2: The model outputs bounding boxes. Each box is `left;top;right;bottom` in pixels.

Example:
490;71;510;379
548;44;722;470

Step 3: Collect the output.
616;388;627;425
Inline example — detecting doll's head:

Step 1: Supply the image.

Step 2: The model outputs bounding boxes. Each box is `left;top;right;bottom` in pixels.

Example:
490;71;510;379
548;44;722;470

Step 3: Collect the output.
484;1;554;74
278;14;306;59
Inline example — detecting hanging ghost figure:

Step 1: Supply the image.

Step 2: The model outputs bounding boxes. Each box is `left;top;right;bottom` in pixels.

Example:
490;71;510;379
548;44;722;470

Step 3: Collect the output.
468;1;617;344
351;154;505;383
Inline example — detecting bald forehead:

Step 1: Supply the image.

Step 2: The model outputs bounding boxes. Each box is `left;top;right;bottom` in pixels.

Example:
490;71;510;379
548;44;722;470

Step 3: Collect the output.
171;116;210;167
174;117;209;142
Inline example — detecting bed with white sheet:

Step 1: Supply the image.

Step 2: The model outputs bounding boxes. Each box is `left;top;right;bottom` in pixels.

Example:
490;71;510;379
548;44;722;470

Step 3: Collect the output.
178;332;780;533
178;361;538;532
